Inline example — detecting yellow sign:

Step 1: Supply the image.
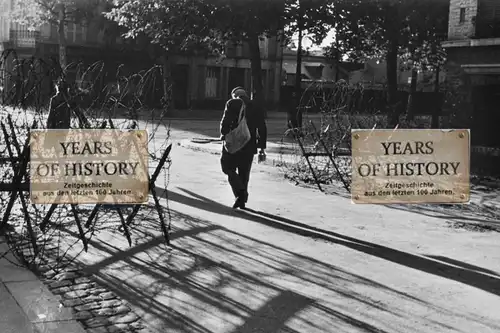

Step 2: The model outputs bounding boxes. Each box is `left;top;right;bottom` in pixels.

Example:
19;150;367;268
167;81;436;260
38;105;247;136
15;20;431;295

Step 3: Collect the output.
30;129;149;205
351;129;470;204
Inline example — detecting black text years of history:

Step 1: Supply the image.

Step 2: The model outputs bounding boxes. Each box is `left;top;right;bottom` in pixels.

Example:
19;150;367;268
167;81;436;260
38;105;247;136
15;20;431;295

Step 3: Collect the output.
356;140;461;177
33;140;141;177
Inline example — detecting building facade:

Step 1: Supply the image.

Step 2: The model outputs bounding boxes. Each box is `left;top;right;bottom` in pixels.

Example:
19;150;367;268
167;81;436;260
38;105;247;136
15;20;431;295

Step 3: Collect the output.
171;37;282;110
443;0;500;148
0;0;282;109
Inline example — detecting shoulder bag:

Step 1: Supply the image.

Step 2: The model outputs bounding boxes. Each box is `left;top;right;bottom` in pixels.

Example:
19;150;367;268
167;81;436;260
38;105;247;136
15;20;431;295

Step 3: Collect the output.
224;99;251;154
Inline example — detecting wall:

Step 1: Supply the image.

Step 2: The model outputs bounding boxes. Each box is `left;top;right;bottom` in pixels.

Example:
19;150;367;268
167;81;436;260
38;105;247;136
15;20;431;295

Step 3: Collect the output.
448;0;478;40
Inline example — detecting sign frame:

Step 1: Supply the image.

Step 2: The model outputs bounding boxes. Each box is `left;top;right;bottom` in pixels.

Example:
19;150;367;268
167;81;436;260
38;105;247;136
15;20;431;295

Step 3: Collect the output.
351;128;470;205
29;129;150;205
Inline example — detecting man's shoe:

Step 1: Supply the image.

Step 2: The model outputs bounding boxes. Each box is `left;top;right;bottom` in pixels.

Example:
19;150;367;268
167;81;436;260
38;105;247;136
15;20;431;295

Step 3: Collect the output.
232;197;245;209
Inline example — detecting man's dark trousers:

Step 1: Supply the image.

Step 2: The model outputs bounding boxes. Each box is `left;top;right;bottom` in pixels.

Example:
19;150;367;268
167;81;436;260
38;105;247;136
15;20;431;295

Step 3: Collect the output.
221;149;254;202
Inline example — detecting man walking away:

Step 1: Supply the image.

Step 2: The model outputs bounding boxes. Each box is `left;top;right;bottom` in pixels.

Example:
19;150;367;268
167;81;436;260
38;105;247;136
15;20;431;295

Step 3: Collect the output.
220;86;267;209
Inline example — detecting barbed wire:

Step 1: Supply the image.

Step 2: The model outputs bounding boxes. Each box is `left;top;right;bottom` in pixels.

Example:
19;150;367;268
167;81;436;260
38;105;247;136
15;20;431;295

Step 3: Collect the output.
0;48;173;272
278;81;367;188
277;80;456;190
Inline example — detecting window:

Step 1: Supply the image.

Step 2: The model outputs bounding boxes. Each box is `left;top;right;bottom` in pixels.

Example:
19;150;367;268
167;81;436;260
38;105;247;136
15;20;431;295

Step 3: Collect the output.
259;37;268;58
75;24;87;43
236;42;243;57
225;40;243;58
459;8;466;23
64;23;87;44
65;23;75;42
205;67;220;98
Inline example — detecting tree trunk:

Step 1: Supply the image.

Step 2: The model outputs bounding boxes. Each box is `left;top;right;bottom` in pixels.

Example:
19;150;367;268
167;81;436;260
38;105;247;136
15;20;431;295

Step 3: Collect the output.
46;3;70;129
248;32;265;117
335;53;340;82
406;67;418;121
57;4;67;76
161;52;172;112
335;39;340;82
431;66;441;129
291;20;303;129
386;37;399;128
294;23;303;106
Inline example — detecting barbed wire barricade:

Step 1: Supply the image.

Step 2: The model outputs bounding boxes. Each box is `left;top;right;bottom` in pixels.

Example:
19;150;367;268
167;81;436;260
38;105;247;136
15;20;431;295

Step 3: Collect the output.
278;81;391;193
0;48;173;274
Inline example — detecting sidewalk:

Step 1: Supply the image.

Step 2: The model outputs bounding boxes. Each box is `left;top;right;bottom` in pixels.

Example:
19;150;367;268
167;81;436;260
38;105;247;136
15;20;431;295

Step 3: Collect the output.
0;239;86;333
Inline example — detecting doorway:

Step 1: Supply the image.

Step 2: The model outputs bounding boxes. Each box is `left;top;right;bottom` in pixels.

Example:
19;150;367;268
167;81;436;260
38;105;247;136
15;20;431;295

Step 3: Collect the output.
471;84;500;147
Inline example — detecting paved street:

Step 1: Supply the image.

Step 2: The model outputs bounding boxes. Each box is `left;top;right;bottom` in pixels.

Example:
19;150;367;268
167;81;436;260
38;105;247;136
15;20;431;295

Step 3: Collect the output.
55;121;500;333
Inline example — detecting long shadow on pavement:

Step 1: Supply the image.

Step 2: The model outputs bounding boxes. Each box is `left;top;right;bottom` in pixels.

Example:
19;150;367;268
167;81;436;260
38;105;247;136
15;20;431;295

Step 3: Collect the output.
424;255;500;277
165;187;500;299
62;211;413;333
58;199;500;333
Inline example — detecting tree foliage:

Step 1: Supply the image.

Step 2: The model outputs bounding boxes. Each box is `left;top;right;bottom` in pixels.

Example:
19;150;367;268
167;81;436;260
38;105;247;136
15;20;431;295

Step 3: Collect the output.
210;0;284;39
105;0;225;56
284;0;333;45
209;0;285;107
328;0;449;125
8;0;99;30
332;0;449;69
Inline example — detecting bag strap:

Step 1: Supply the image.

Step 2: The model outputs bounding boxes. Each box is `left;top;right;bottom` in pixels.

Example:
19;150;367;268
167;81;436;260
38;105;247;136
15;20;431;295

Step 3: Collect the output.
237;98;246;122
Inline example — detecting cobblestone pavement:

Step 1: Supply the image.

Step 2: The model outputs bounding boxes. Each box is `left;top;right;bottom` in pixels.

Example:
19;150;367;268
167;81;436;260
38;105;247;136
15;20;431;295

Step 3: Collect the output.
9;236;152;333
43;269;148;333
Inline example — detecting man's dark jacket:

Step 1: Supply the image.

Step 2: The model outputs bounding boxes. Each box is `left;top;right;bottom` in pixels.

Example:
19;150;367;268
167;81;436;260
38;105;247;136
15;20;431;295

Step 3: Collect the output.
220;96;267;155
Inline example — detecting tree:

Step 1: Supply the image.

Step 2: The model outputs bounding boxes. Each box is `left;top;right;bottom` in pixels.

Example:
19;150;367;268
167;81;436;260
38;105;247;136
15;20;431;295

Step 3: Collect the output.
209;0;285;111
105;0;226;110
284;0;332;112
9;0;101;76
334;0;449;126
